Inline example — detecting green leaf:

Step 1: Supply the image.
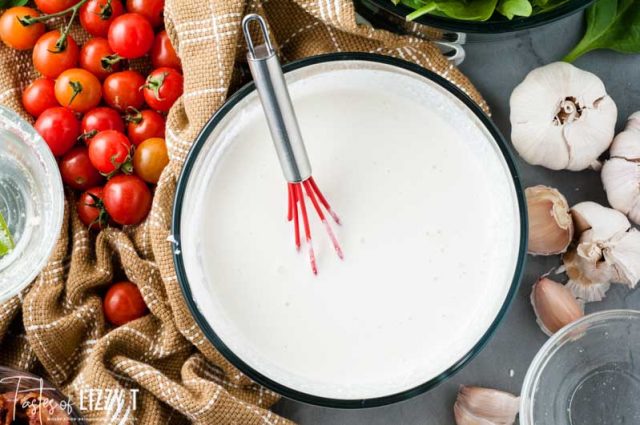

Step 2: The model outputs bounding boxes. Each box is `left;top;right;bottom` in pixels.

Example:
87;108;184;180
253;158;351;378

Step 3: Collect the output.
0;210;14;257
497;0;533;19
564;0;640;62
533;0;570;13
406;0;501;21
0;0;27;7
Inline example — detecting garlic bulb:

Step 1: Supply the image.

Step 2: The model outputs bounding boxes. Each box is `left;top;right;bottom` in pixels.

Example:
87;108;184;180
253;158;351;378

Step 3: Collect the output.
531;277;584;336
563;201;640;302
454;386;519;425
526;185;573;255
602;112;640;224
510;62;617;171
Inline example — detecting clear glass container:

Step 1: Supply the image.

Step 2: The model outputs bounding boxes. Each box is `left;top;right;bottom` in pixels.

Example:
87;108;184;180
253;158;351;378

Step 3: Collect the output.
0;106;64;302
0;366;84;423
521;310;640;425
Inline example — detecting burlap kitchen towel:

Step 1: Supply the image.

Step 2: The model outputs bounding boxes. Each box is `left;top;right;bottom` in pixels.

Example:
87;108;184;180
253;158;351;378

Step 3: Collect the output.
0;1;488;423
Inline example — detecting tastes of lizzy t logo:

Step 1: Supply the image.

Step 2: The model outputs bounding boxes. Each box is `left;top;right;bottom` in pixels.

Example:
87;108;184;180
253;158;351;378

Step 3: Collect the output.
0;374;139;423
0;375;73;423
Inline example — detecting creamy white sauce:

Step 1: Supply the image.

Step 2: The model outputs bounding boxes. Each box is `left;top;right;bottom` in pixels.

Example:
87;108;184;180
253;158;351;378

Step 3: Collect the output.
181;61;521;400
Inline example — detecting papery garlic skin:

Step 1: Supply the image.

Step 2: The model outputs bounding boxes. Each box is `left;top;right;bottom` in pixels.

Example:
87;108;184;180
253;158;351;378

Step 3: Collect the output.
454;386;519;425
531;277;584;336
564;202;640;302
525;185;573;255
510;62;617;171
602;112;640;224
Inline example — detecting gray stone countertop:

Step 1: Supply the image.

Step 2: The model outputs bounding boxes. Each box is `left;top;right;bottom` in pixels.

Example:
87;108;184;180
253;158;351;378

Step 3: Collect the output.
274;10;640;425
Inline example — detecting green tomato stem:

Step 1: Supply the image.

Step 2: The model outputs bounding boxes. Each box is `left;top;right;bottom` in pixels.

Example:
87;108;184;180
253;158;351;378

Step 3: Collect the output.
67;80;83;107
18;0;89;25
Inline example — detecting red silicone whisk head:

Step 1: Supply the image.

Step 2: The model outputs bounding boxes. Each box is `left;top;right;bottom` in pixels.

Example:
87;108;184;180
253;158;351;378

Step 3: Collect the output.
287;177;343;274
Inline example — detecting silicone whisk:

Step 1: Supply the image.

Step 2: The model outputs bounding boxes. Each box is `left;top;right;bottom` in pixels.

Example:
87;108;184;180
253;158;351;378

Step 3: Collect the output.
242;14;343;274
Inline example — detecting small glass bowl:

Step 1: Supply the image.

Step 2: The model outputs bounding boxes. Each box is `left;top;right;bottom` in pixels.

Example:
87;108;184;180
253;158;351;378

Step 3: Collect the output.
0;106;64;303
521;310;640;425
0;366;84;423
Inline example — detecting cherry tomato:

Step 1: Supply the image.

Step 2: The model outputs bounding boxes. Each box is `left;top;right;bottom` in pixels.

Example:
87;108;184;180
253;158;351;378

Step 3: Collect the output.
79;0;124;37
125;109;164;146
35;0;80;14
143;68;183;113
103;175;151;225
88;130;132;175
60;146;104;190
34;107;80;157
108;13;153;59
133;137;168;184
22;78;57;117
32;30;79;79
125;0;163;27
150;30;180;70
79;37;123;80
103;70;145;111
103;281;148;326
55;68;102;113
77;186;108;230
0;7;45;51
81;107;125;142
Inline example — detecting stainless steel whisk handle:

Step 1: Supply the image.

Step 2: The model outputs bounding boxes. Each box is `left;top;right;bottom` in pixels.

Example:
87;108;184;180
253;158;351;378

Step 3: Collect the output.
242;14;312;183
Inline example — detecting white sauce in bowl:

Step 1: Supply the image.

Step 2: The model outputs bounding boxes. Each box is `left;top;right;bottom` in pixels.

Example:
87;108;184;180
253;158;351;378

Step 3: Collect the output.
179;60;521;400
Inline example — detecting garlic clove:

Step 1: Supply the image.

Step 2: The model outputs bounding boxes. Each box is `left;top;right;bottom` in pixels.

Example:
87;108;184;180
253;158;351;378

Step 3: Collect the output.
602;229;640;287
563;100;617;170
601;158;640;221
571;201;630;242
609;112;640;159
526;185;573;255
564;202;637;302
602;112;640;225
510;62;617;171
564;241;612;302
530;277;584;336
454;386;519;425
454;402;496;425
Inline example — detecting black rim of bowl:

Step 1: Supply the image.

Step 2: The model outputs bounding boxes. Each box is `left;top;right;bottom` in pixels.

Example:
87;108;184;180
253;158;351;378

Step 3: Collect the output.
358;0;593;34
172;52;528;408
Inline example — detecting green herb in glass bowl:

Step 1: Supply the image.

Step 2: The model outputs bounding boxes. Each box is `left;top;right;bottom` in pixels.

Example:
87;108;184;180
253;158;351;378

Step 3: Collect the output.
0;210;14;257
395;0;572;21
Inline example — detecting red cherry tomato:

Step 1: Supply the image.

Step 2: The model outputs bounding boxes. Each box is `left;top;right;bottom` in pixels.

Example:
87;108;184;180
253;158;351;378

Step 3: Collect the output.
125;0;163;27
81;107;125;142
88;130;132;175
103;175;151;225
60;146;104;190
55;68;102;113
103;281;148;326
34;0;80;14
79;0;124;37
32;30;79;78
125;109;164;146
150;30;180;70
34;107;80;157
143;68;183;112
77;186;108;230
107;13;153;59
79;37;123;80
0;7;46;51
103;70;145;111
22;78;57;117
